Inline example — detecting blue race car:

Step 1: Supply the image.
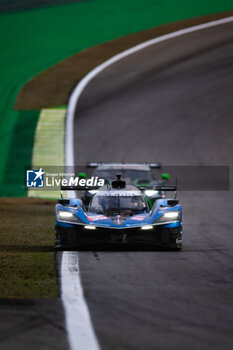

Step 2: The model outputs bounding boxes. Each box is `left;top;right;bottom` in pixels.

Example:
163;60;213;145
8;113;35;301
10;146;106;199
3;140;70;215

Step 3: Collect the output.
55;175;183;250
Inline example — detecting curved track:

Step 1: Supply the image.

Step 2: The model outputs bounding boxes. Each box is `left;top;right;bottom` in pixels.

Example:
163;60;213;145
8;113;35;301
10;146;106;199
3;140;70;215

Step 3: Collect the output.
73;22;233;350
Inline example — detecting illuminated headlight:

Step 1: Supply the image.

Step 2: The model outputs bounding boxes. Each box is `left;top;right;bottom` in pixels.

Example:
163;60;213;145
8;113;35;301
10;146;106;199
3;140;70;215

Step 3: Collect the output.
156;211;180;224
144;190;159;197
84;225;96;230
88;190;98;195
141;225;153;230
57;211;79;222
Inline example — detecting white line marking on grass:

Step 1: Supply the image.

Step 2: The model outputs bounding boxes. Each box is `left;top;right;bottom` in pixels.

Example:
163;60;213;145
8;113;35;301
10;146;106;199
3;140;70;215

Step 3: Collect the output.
28;108;66;199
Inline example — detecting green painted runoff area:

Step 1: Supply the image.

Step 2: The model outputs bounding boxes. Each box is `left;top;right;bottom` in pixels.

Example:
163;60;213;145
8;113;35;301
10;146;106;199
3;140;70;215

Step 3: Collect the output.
0;0;232;196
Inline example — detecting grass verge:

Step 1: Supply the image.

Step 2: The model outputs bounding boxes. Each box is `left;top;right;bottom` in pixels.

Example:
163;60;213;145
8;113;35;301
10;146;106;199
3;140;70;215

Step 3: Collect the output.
0;198;58;298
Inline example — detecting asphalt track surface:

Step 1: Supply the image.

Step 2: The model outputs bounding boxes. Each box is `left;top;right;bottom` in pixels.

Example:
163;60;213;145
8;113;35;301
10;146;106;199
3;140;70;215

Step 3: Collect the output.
0;298;69;350
73;22;233;350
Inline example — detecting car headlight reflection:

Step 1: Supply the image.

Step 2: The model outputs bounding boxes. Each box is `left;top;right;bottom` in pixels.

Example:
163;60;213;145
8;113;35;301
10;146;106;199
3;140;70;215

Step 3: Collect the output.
156;211;180;224
58;211;79;222
144;190;159;197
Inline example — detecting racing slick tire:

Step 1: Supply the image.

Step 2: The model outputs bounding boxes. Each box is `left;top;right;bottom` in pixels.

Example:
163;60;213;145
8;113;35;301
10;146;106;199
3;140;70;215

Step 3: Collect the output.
159;226;182;250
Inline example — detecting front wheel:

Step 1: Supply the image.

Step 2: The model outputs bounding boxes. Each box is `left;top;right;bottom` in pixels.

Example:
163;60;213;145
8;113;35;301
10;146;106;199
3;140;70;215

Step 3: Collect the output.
160;225;183;250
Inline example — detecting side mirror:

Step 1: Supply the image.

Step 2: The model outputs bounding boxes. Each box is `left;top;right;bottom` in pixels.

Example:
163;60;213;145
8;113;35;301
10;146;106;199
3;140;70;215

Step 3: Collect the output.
59;199;70;205
161;173;170;180
78;172;86;179
167;199;179;206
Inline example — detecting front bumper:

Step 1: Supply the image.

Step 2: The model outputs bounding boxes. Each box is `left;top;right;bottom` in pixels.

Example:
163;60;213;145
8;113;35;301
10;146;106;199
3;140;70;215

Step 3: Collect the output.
55;224;182;249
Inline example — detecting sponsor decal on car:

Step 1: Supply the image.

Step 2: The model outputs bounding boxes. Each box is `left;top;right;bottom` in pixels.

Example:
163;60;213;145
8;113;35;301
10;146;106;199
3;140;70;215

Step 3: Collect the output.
86;215;108;221
131;215;147;221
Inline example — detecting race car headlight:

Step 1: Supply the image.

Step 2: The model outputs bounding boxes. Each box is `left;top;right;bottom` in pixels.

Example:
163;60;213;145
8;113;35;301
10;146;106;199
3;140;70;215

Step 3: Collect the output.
57;211;79;222
141;225;153;230
144;190;159;197
84;225;96;230
156;211;180;224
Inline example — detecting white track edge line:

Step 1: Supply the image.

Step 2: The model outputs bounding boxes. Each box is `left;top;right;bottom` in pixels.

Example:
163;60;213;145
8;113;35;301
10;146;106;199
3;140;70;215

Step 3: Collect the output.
61;252;101;350
62;15;233;350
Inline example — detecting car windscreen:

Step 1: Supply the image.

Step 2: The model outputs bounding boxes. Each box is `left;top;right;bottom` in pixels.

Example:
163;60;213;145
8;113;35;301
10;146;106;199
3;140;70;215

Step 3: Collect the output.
90;195;147;215
94;169;154;182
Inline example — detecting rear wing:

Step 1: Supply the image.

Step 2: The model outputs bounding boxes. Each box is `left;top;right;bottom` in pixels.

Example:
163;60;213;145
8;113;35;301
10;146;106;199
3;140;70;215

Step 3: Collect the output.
147;163;161;169
61;185;176;192
87;162;161;168
139;185;176;191
61;185;100;191
154;185;177;199
60;185;100;200
87;162;101;168
153;186;176;191
139;185;177;199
